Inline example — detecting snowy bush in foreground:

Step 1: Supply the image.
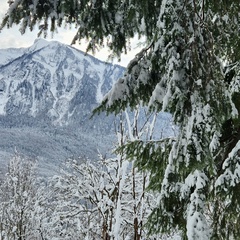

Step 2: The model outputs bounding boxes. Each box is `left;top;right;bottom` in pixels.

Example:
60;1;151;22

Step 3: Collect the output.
48;156;157;239
0;155;42;240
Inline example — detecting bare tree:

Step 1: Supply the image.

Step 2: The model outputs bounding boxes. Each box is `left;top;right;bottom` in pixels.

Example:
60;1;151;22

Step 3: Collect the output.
0;154;42;240
47;109;162;239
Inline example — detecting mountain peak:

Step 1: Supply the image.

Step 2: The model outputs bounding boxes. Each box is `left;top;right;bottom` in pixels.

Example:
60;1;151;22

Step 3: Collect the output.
0;40;125;123
33;38;50;48
31;38;64;52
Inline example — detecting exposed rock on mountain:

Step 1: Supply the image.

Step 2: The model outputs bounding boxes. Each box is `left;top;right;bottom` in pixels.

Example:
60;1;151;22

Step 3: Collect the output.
0;39;125;175
0;39;124;126
0;39;174;176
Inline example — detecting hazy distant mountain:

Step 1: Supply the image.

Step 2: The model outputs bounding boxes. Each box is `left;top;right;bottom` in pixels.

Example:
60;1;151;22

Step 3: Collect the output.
0;39;174;176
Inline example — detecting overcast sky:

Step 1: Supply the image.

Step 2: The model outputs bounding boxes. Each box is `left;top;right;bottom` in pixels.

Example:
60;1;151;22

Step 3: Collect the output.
0;0;141;67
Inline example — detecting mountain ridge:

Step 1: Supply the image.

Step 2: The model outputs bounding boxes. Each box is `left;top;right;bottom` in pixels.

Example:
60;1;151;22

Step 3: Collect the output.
0;38;125;126
0;39;174;176
0;39;126;175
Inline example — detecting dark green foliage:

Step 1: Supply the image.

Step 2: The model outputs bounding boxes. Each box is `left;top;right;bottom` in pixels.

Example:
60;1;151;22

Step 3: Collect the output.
1;0;161;57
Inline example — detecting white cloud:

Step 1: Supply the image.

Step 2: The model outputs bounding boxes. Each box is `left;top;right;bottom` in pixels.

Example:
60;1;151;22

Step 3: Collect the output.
0;0;7;16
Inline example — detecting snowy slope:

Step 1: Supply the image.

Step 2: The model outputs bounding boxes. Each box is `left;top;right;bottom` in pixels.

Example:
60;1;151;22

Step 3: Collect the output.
0;39;174;176
0;39;126;175
0;47;26;66
0;39;124;125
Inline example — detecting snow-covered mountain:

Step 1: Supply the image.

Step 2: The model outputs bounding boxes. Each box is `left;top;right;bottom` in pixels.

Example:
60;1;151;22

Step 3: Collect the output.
0;39;174;176
0;39;126;175
0;38;124;126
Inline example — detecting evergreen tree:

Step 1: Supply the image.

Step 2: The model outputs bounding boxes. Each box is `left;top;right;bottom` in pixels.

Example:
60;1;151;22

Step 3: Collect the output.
1;0;240;239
